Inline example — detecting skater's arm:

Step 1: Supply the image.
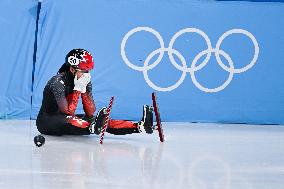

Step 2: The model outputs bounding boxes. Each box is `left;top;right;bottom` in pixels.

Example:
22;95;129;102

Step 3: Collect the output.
81;82;96;117
65;91;81;115
52;79;80;115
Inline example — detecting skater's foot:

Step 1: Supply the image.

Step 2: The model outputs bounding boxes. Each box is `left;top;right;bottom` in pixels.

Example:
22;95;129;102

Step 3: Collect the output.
137;105;154;134
89;107;108;135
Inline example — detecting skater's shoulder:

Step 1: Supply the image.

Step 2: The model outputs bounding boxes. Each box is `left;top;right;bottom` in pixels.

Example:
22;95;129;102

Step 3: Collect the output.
48;73;66;86
51;73;64;81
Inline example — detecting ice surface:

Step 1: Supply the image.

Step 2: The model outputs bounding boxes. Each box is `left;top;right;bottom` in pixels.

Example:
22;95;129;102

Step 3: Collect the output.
0;120;284;189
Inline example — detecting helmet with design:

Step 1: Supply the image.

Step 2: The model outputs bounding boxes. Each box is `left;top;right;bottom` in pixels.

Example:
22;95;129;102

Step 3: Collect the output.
66;49;94;71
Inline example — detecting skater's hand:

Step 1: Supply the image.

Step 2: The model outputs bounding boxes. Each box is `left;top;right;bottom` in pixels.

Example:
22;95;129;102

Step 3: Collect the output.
74;73;91;93
81;73;91;93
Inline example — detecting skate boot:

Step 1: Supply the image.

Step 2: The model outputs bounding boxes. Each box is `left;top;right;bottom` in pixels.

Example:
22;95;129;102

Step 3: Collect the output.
89;107;108;135
137;105;154;134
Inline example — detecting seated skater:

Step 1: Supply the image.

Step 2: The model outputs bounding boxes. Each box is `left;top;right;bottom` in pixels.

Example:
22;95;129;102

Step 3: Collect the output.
36;49;154;136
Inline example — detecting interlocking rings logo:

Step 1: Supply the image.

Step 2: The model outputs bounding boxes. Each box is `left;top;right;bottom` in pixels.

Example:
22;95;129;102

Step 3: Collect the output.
121;27;259;93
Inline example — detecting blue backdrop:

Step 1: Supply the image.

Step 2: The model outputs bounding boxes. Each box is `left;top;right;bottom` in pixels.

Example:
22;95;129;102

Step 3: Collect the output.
1;0;284;124
0;0;37;119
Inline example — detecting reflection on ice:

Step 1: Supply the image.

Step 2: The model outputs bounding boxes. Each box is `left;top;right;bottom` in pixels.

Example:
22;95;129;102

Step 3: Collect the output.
0;121;284;189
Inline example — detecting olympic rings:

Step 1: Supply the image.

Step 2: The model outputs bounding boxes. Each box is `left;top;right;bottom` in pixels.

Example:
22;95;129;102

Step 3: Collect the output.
121;27;259;93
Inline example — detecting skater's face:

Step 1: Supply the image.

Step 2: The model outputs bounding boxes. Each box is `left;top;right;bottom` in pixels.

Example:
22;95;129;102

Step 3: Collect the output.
70;67;89;79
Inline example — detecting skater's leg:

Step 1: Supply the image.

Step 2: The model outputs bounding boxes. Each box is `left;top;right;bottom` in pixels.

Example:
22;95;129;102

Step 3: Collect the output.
91;105;154;135
36;113;91;136
106;105;155;135
88;107;139;135
107;120;139;135
37;114;65;136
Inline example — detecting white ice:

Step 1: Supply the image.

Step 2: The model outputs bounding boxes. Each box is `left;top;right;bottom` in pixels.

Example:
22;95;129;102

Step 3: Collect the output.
0;120;284;189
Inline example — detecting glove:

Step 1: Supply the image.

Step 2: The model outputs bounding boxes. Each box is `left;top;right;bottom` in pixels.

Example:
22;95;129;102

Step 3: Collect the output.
81;73;91;93
74;73;91;93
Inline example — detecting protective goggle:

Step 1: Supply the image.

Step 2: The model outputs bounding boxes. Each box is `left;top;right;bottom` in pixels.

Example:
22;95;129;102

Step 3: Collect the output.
75;69;90;73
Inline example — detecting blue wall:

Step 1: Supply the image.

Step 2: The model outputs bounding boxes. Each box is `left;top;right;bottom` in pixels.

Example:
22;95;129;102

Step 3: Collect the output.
1;0;284;124
0;0;37;118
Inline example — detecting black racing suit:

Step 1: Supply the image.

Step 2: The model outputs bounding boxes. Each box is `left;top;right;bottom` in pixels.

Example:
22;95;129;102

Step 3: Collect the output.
36;71;95;136
36;70;140;136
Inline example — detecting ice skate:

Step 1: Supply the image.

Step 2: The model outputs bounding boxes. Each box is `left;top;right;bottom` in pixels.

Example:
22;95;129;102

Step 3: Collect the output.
137;105;154;134
89;107;108;135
